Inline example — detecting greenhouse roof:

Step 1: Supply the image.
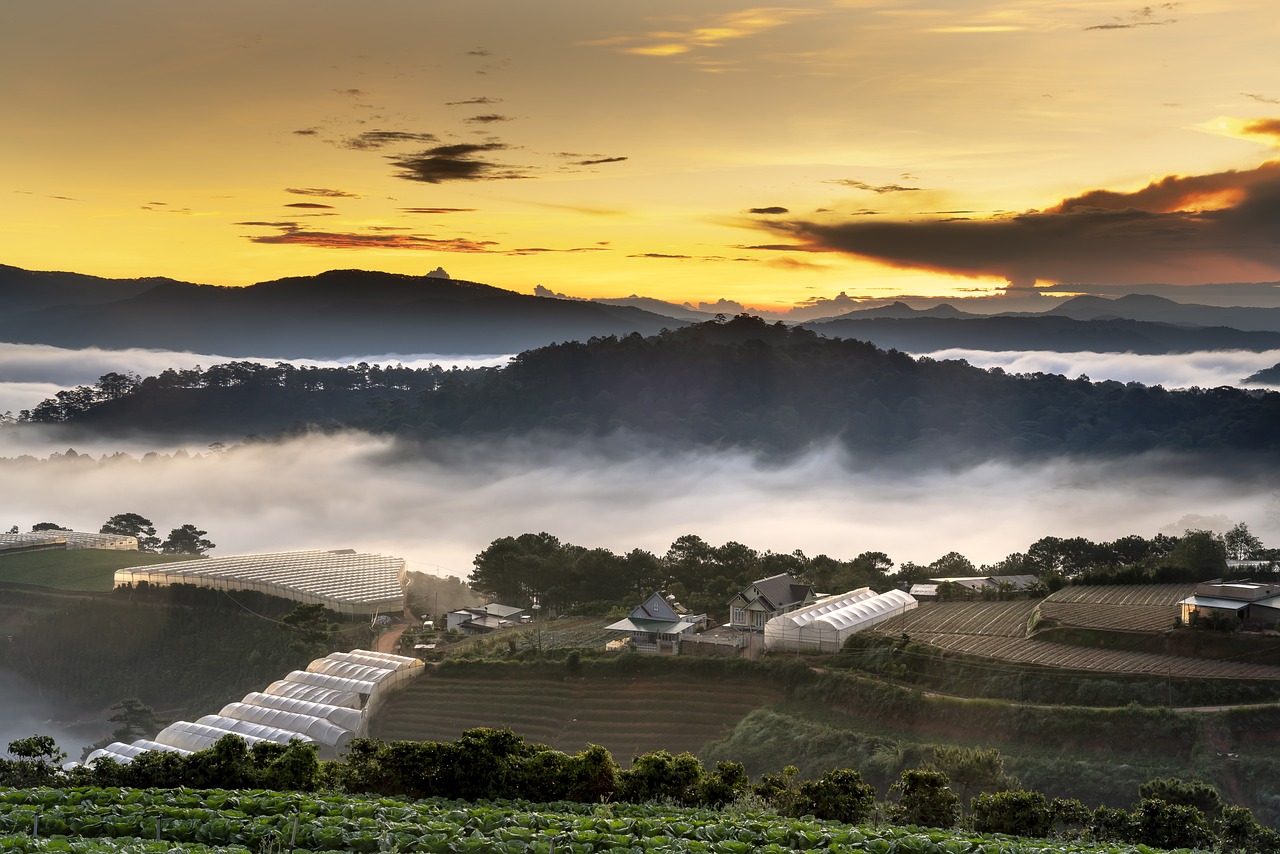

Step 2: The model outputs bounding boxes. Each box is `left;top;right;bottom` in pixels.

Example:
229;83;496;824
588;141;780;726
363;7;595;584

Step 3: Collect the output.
113;549;406;609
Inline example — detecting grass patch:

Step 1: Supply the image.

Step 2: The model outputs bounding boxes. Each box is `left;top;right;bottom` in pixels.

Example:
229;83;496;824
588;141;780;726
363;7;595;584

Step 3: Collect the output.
0;548;199;591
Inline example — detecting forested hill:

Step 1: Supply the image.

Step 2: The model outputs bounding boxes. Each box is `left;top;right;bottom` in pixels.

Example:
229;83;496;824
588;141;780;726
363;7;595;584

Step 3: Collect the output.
21;315;1280;461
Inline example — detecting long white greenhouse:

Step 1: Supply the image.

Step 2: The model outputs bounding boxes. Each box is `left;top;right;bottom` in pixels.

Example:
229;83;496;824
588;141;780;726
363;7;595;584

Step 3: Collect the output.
764;588;917;654
84;649;425;766
112;549;408;616
0;530;138;552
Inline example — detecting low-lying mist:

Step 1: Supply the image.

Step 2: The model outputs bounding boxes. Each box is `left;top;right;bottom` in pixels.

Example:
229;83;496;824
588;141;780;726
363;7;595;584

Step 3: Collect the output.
915;348;1280;390
0;342;512;415
1;429;1275;577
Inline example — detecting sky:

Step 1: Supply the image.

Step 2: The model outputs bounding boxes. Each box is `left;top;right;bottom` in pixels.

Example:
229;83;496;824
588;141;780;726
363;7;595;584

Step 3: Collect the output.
4;1;1280;310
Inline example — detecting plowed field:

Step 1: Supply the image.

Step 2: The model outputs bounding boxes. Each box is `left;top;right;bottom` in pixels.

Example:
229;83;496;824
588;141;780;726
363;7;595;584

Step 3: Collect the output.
371;670;785;762
1035;584;1194;633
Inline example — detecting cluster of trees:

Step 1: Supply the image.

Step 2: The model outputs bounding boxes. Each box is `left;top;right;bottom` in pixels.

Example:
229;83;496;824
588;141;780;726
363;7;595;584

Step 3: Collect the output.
15;362;483;424
4;730;1276;851
469;532;894;616
471;525;1264;617
12;315;1280;460
100;512;214;554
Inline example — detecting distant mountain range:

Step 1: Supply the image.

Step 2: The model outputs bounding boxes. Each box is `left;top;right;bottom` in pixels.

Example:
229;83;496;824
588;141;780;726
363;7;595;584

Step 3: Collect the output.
5;264;1280;357
0;266;689;357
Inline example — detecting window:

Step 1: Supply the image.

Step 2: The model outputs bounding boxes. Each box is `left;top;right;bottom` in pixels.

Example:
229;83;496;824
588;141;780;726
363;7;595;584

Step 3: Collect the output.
731;607;745;624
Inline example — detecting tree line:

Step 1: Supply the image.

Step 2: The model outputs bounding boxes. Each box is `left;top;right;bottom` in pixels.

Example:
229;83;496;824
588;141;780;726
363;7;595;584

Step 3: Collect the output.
10;314;1280;461
3;730;1272;851
468;525;1263;617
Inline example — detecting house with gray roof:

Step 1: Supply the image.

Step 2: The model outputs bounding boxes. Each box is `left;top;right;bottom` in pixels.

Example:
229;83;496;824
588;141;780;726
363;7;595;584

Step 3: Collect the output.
446;602;529;635
605;592;706;654
1179;580;1280;629
727;573;816;631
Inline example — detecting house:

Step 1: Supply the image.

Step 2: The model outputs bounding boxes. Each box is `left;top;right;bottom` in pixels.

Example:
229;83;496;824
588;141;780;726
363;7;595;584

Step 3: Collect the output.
930;575;1039;597
446;603;528;635
604;592;706;654
728;573;816;631
1179;580;1280;629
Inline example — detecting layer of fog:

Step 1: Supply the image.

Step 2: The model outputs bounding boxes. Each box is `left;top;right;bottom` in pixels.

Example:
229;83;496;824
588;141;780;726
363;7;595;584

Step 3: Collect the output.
0;342;512;415
913;348;1280;390
0;670;101;762
2;429;1276;578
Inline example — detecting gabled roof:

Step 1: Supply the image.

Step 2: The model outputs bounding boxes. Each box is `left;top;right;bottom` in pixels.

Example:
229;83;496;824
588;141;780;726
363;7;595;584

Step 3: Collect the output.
604;616;703;636
482;603;526;618
744;573;813;610
630;592;680;621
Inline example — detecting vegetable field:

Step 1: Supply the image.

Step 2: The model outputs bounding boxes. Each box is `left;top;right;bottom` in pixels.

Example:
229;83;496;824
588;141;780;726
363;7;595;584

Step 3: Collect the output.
868;597;1280;680
870;601;1036;638
1034;585;1196;634
0;787;1207;854
373;671;783;761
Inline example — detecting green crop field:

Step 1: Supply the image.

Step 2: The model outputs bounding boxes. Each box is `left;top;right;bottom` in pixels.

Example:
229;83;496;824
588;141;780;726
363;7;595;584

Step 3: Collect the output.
372;669;785;762
0;549;198;592
0;787;1215;854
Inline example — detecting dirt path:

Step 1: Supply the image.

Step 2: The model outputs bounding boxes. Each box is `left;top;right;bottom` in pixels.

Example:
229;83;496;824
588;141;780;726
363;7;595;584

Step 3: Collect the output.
375;617;415;654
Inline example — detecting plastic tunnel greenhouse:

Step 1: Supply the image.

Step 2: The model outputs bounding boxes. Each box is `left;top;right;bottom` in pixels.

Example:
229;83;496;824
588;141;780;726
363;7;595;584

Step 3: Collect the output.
82;649;425;768
764;588;917;654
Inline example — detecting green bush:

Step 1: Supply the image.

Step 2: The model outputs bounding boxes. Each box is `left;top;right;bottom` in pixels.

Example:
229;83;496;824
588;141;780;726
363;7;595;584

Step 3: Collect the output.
796;768;876;824
970;790;1051;837
889;769;959;828
1130;798;1215;850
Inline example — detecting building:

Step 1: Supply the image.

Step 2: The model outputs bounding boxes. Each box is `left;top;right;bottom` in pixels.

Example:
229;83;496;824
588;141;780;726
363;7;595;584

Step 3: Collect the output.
445;603;528;634
1179;580;1280;629
929;575;1039;597
0;530;138;554
728;573;817;631
113;549;407;617
764;588;917;653
605;592;706;654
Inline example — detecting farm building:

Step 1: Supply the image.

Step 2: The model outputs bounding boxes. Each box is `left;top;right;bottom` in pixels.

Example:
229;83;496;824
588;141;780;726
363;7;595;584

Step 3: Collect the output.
1179;580;1280;629
930;574;1039;596
605;592;707;654
0;529;138;555
728;573;817;631
112;549;407;616
85;649;424;765
764;588;917;653
446;602;529;634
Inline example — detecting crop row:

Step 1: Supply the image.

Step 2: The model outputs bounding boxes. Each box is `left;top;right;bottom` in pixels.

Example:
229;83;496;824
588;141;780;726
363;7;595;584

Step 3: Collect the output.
872;602;1037;639
905;632;1280;679
1042;584;1197;608
0;787;1203;854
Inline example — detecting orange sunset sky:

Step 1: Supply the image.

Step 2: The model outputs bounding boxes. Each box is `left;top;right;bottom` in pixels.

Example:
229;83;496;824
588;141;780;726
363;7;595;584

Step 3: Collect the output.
4;0;1280;311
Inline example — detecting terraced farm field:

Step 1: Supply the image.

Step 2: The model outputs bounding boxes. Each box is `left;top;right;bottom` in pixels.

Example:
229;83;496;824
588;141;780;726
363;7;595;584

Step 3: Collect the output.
1035;584;1194;633
869;597;1280;680
871;600;1036;638
372;669;785;762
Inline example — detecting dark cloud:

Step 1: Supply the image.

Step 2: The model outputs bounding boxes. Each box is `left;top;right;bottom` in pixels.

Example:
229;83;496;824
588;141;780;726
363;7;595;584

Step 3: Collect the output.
737;243;826;252
1243;93;1280;106
576;156;628;166
285;188;360;199
400;207;478;214
292;129;319;136
446;97;502;106
748;206;789;215
467;49;490;57
509;246;608;255
769;160;1280;286
826;179;922;194
141;203;191;214
388;142;527;183
334;88;365;97
629;253;692;259
465;114;512;124
242;223;498;252
343;130;438;151
284;202;335;209
1085;3;1177;30
1243;118;1280;142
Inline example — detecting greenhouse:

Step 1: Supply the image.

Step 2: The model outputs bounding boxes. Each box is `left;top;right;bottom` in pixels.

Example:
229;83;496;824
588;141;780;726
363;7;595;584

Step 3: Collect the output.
236;692;364;733
0;530;138;553
764;588;917;653
82;648;425;768
216;703;353;753
112;549;408;616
